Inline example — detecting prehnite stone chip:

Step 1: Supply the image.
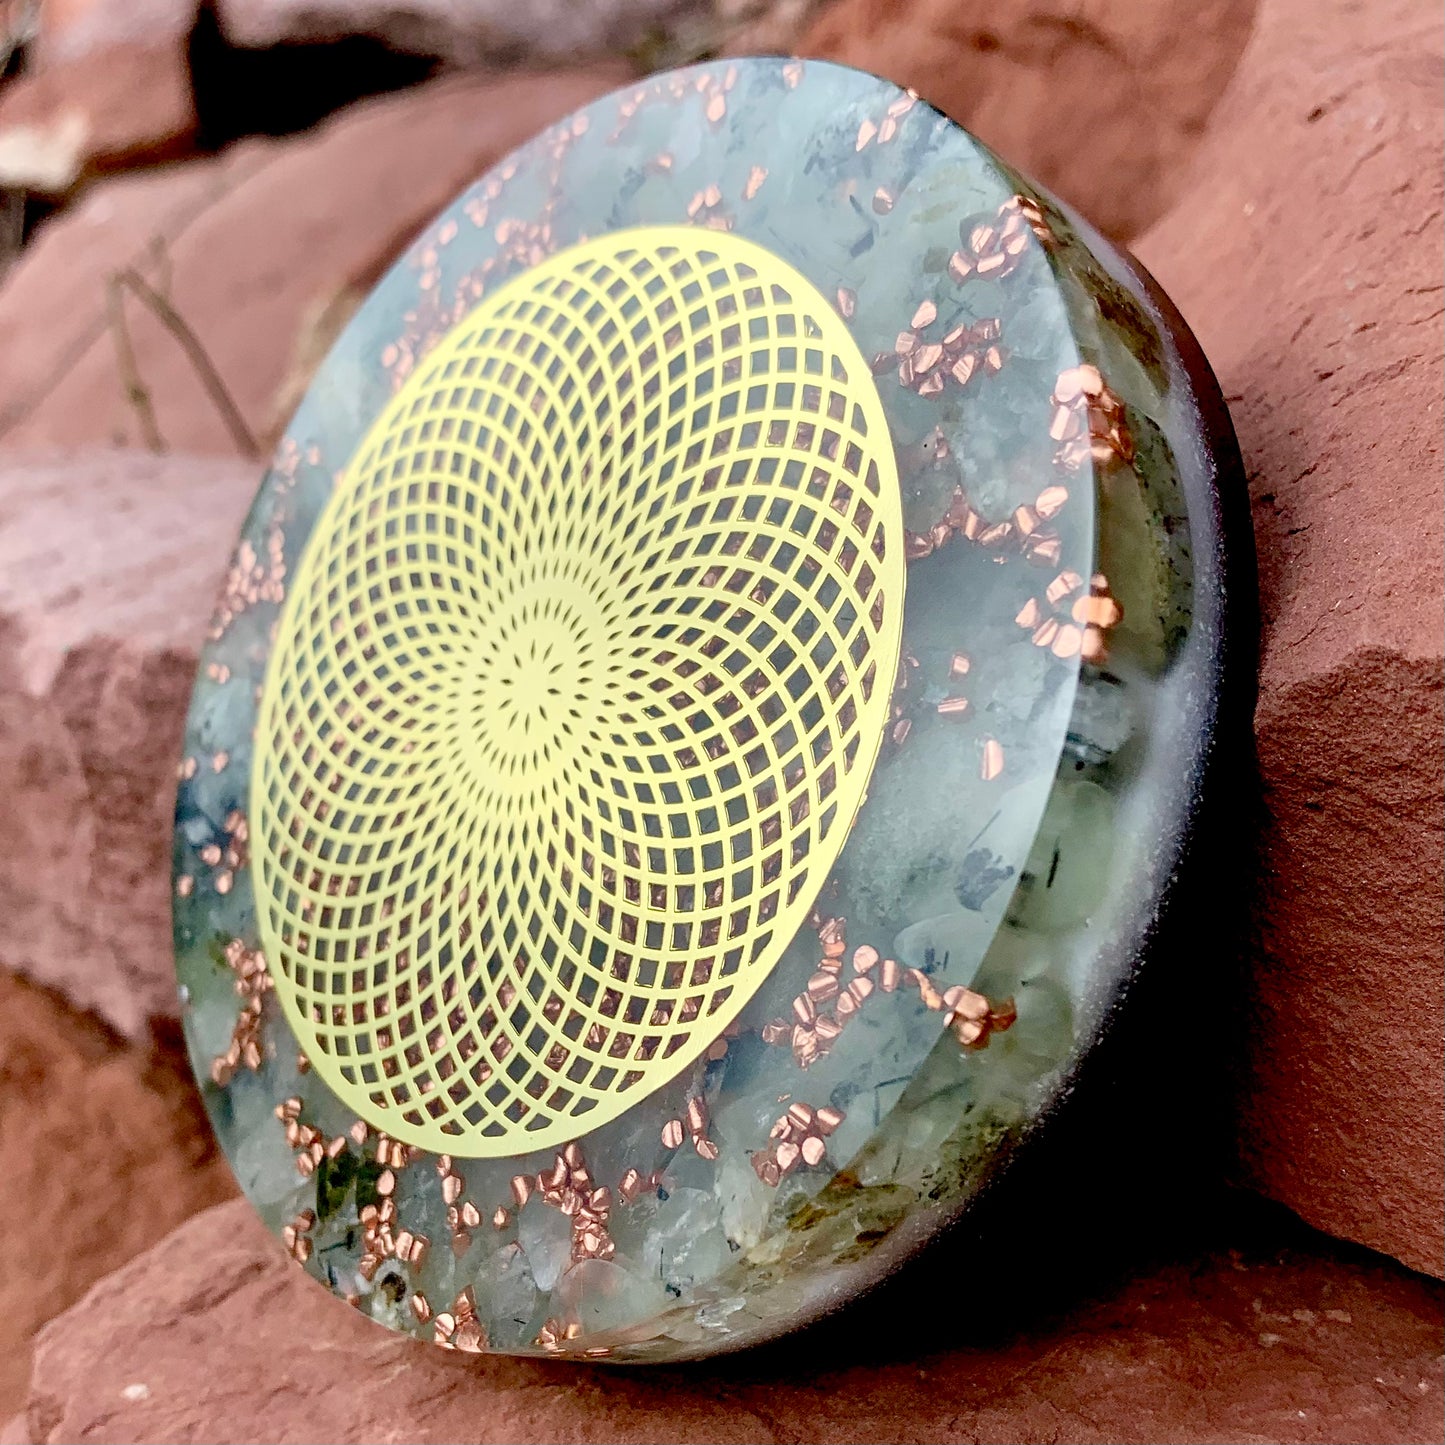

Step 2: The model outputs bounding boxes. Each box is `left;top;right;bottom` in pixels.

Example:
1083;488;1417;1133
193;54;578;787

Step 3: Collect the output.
173;58;1249;1360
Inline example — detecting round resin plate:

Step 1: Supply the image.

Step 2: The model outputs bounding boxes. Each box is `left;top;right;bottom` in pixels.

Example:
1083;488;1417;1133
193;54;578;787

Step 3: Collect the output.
173;58;1251;1360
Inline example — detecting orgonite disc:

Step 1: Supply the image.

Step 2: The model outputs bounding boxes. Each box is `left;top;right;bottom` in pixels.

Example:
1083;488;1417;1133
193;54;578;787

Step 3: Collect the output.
173;58;1252;1360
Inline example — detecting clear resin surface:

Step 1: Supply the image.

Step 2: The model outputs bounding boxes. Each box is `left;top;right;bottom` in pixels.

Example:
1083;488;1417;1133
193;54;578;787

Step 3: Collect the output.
173;58;1230;1360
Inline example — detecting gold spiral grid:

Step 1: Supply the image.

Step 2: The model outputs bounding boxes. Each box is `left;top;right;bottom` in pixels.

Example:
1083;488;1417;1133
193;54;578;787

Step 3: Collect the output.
252;227;904;1154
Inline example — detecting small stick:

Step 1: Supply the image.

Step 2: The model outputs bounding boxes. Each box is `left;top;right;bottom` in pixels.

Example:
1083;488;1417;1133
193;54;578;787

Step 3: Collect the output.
106;273;166;453
113;266;259;459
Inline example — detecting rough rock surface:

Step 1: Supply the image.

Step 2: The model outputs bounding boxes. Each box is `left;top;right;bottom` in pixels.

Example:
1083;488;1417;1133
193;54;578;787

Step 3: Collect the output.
798;0;1256;242
15;1195;1443;1445
215;0;706;63
0;970;235;1419
1136;0;1445;1278
0;40;196;195
0;452;257;1036
0;65;629;454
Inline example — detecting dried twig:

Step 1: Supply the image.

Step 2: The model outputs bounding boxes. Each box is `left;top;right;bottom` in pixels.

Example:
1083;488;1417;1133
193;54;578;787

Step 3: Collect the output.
145;233;173;299
109;264;260;459
106;272;166;453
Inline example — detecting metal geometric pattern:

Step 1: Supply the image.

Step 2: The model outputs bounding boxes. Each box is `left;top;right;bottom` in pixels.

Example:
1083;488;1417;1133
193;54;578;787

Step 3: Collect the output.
251;227;904;1154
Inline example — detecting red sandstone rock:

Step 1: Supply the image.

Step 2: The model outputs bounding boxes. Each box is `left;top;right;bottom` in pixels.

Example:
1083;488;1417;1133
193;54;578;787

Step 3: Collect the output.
0;452;258;1036
0;41;197;196
0;142;272;442
1136;0;1445;1279
0;65;629;454
798;0;1256;242
31;0;196;64
13;1196;1443;1444
215;0;697;64
0;970;235;1419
